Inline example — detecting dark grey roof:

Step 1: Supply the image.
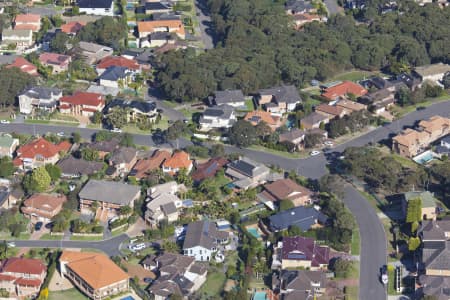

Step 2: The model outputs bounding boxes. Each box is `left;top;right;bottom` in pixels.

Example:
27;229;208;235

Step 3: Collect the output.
422;241;450;271
301;112;328;126
107;99;157;114
57;156;104;177
419;275;450;300
202;105;234;119
214;90;245;105
152;12;181;21
0;187;9;207
149;31;172;40
161;202;177;215
435;145;450;155
285;0;314;13
259;85;302;104
99;66;129;81
0;54;17;65
79;180;140;205
397;73;421;89
269;206;327;232
227;157;263;178
369;77;391;90
88;138;120;153
183;221;227;250
145;2;171;10
278;270;326;293
20;86;61;100
77;0;113;9
440;135;450;145
110;147;137;165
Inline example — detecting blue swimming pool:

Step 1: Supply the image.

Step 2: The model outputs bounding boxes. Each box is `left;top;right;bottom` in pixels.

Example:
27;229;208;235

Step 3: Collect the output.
413;151;435;164
253;291;267;300
247;227;261;239
121;296;135;300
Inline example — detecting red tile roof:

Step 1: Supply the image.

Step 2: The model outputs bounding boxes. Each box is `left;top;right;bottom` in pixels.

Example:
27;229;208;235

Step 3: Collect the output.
322;81;368;100
315;104;344;117
59;92;104;107
61;21;86;34
282;236;330;267
14;24;40;31
22;193;66;218
39;52;71;67
7;57;39;76
15;14;40;23
244;111;281;127
15;278;43;287
16;138;71;160
137;20;185;37
163;151;192;170
191;157;228;182
97;56;140;71
1;258;46;275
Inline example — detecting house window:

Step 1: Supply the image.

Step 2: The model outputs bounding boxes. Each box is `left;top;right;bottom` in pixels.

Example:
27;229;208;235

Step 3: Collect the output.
199;250;202;254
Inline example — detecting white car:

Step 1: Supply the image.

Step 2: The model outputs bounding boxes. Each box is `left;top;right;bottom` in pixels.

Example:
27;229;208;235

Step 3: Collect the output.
128;243;146;252
7;242;15;248
323;141;334;147
0;120;10;124
56;132;65;137
110;128;122;133
310;150;321;156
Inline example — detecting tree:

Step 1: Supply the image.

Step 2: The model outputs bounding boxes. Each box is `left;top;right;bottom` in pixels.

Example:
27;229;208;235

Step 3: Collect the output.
229;120;257;148
279;199;295;211
408;237;421;251
255;121;272;137
120;205;132;216
176;168;193;186
443;73;450;89
120;133;134;147
210;144;225;157
162;240;180;253
0;241;8;260
165;121;187;141
80;148;99;161
105;107;127;129
69;58;97;81
50;32;69;53
0;157;15;178
406;198;422;223
72;5;79;15
72;132;81;144
45;164;61;182
37;287;49;300
304;133;323;148
0;67;36;108
76;16;127;50
91;111;103;124
23;167;51;193
332;258;354;278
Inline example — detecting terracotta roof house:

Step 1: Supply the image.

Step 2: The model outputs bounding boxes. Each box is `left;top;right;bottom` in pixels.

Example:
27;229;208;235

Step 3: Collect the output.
314;104;345;119
57;156;104;178
272;270;327;299
268;206;327;232
87;137;120;159
96;56;140;75
0;133;19;158
129;150;171;180
244;111;282;131
278;129;306;148
60;251;129;299
14;14;41;32
14;137;71;170
278;236;330;270
18;86;62;115
300;112;329;130
1;29;33;49
258;85;302;114
21;193;66;222
6;57;38;76
212;90;245;107
0;257;47;298
60;21;86;35
137;20;186;39
321;81;368;102
335;99;367;114
191;157;229;183
59;92;105;117
162;151;193;175
182;221;229;261
38;52;71;74
108;147;138;175
79;179;141;211
257;178;313;209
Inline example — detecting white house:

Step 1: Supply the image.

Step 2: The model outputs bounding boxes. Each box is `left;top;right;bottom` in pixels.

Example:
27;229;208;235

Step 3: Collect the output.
18;86;62;114
199;105;236;131
182;221;229;261
1;29;33;49
413;63;450;87
77;0;114;16
98;66;133;89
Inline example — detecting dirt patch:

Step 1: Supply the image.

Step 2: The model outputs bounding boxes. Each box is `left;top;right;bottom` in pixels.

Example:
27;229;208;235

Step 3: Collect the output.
121;260;156;285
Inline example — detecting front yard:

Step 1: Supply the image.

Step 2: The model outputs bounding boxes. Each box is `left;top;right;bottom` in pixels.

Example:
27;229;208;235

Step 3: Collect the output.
48;288;88;300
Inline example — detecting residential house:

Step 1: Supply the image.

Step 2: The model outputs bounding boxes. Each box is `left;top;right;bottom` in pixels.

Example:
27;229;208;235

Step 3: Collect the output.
285;0;316;14
392;116;450;157
413;63;450;87
419;219;450;242
79;180;141;212
268;206;327;232
75;41;113;64
21;193;66;223
146;253;207;300
274;236;330;270
0;187;10;209
38;52;71;74
225;157;274;190
98;66;133;89
244;111;282;131
191;157;229;183
57;156;104;178
182;221;229;261
418;275;450;300
401;191;438;221
147;181;186;200
145;191;182;227
0;133;19;158
59;92;105;117
321;81;368;103
257;178;313;210
314;104;346;119
141;31;175;48
198;105;236;131
60;251;129;300
13;137;71;169
61;21;86;35
278;129;306;149
137;20;186;40
87;137;120;159
18;86;62;115
258;85;302;114
6;57;38;76
421;240;450;277
108;147;138;175
397;73;421;91
0;258;47;298
106;99;158;123
300;112;329;130
162;151;193;175
292;13;322;28
96;56;140;75
212;90;245;107
434;135;450;156
1;29;33;49
359;88;395;114
272;270;327;300
77;0;114;16
14;14;41;32
335;99;367;114
145;2;172;14
129;150;171;180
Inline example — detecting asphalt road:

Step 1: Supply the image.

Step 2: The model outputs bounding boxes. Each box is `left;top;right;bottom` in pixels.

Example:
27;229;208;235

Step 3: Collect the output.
145;87;186;122
194;0;214;49
9;234;128;257
324;0;341;15
343;185;387;300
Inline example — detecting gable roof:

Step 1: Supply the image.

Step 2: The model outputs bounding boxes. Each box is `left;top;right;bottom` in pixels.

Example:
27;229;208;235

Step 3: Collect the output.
1;257;46;275
23;194;66;212
183;221;228;250
414;63;450;78
202;105;234;119
14;14;40;24
281;236;330;266
137;20;185;36
131;150;171;179
88;137;120;152
78;41;112;54
16;138;71;160
57;156;104;176
279;270;326;292
244;111;280;127
77;0;113;9
262;178;312;202
259;85;302;104
60;251;129;290
300;112;328;126
60;91;104;107
97;56;139;71
422;241;450;272
214;90;245;105
335;99;367;112
315;104;344;116
163;151;192;170
279;129;305;143
191;157;228;182
61;21;86;34
110;147;137;165
7;57;38;75
79;180;140;205
99;66;129;81
269;206;327;232
227;157;268;178
322;81;368;100
420;219;450;242
19;86;61;99
404;191;437;208
39;52;71;67
0;133;18;148
107;99;157;114
145;2;171;10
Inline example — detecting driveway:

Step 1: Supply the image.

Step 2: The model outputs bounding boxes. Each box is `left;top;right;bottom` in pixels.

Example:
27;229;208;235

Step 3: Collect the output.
194;0;214;49
324;0;342;15
145;87;186;122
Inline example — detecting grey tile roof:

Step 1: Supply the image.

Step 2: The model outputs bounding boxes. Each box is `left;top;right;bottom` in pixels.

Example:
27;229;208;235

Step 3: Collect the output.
57;156;104;177
77;0;113;9
214;90;245;105
259;85;302;104
20;86;61;100
145;2;171;10
277;270;326;293
202;105;234;119
419;275;450;300
183;221;227;250
99;66;129;81
285;0;314;13
110;147;137;165
78;41;112;54
161;201;177;215
269;206;327;232
422;241;450;271
79;180;140;205
279;129;306;143
301;112;328;126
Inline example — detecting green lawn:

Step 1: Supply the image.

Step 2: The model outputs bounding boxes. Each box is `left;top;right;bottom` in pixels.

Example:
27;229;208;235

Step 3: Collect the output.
247;145;308;159
48;288;88;300
344;286;359;300
0;232;30;240
351;228;360;255
244;98;255;111
40;233;64;240
390;94;450;118
70;235;103;241
198;271;226;297
25;119;79;126
330;70;379;82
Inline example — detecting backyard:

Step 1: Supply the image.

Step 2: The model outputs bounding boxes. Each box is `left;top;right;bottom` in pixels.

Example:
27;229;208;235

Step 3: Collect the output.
48;288;88;300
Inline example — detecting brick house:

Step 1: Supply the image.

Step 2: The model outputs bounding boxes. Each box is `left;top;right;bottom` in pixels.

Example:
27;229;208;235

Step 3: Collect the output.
257;178;313;209
38;52;71;74
59;92;105;117
14;14;41;32
21;193;66;223
162;151;193;175
13;138;71;170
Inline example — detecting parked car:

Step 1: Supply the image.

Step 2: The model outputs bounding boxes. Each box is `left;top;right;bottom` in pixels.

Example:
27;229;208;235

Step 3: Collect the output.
0;120;10;124
56;132;65;137
380;265;388;285
110;128;122;133
35;222;43;231
7;242;15;248
323;140;334;147
310;150;321;156
45;222;54;229
128;243;146;252
143;278;154;284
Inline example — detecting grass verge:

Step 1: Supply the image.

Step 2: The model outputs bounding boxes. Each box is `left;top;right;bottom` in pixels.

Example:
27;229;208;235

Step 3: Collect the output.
351;228;360;255
70;235;103;241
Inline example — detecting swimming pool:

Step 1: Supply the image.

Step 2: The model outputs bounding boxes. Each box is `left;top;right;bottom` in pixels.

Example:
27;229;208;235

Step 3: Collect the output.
413;150;435;164
253;291;267;300
247;227;261;239
121;296;135;300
